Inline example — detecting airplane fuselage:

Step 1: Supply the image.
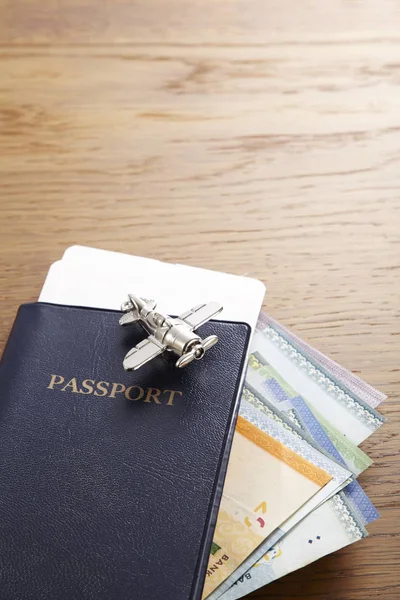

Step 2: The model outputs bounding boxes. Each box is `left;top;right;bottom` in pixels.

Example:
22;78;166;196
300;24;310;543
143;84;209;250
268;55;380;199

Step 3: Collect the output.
128;295;202;357
120;294;220;369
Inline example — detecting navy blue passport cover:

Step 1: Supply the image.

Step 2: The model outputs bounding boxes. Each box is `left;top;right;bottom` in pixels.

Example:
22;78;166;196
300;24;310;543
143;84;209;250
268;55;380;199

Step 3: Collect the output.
0;303;250;600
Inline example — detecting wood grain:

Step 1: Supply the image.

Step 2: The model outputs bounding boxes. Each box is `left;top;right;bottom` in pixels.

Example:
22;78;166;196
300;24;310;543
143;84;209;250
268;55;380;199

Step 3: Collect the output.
0;1;399;598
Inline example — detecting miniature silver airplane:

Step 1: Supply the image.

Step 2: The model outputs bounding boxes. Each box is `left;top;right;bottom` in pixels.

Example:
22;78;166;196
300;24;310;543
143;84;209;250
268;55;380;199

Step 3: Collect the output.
119;294;223;370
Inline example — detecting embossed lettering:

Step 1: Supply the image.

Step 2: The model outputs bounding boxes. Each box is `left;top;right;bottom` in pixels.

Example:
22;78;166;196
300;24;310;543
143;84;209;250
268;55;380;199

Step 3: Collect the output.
144;387;162;404
164;389;183;406
79;379;95;395
125;385;144;401
47;375;182;405
109;382;126;398
94;381;110;397
48;374;65;389
61;378;79;393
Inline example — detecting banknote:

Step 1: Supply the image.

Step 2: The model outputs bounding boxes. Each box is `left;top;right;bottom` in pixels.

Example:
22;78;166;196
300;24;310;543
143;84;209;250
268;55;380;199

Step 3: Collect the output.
204;401;352;599
250;326;385;445
214;346;380;600
219;455;378;599
241;385;377;525
215;386;379;600
206;322;383;600
211;427;378;597
258;313;386;409
201;410;333;598
246;354;372;475
220;484;376;600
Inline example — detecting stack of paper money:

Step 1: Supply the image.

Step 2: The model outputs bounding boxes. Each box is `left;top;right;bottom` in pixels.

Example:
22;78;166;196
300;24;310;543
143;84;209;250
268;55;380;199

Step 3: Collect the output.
203;313;385;600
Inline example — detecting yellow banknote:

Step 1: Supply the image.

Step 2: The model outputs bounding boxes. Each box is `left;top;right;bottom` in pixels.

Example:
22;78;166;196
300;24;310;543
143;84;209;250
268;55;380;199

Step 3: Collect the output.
201;416;332;598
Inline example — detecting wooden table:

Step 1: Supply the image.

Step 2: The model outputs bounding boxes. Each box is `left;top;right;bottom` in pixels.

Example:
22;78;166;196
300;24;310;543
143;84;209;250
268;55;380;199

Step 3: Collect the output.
1;1;399;598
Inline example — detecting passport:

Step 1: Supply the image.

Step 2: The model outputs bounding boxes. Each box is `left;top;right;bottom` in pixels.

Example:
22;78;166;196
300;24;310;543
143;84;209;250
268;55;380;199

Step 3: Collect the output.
0;303;250;600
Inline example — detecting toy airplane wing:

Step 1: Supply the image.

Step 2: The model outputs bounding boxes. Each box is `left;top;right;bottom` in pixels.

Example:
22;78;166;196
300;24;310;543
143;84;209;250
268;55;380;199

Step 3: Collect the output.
119;311;140;326
178;302;223;331
123;335;164;371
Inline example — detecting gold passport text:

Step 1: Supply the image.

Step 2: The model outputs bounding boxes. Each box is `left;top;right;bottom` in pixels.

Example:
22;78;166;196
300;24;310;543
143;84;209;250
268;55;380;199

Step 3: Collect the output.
47;374;182;406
